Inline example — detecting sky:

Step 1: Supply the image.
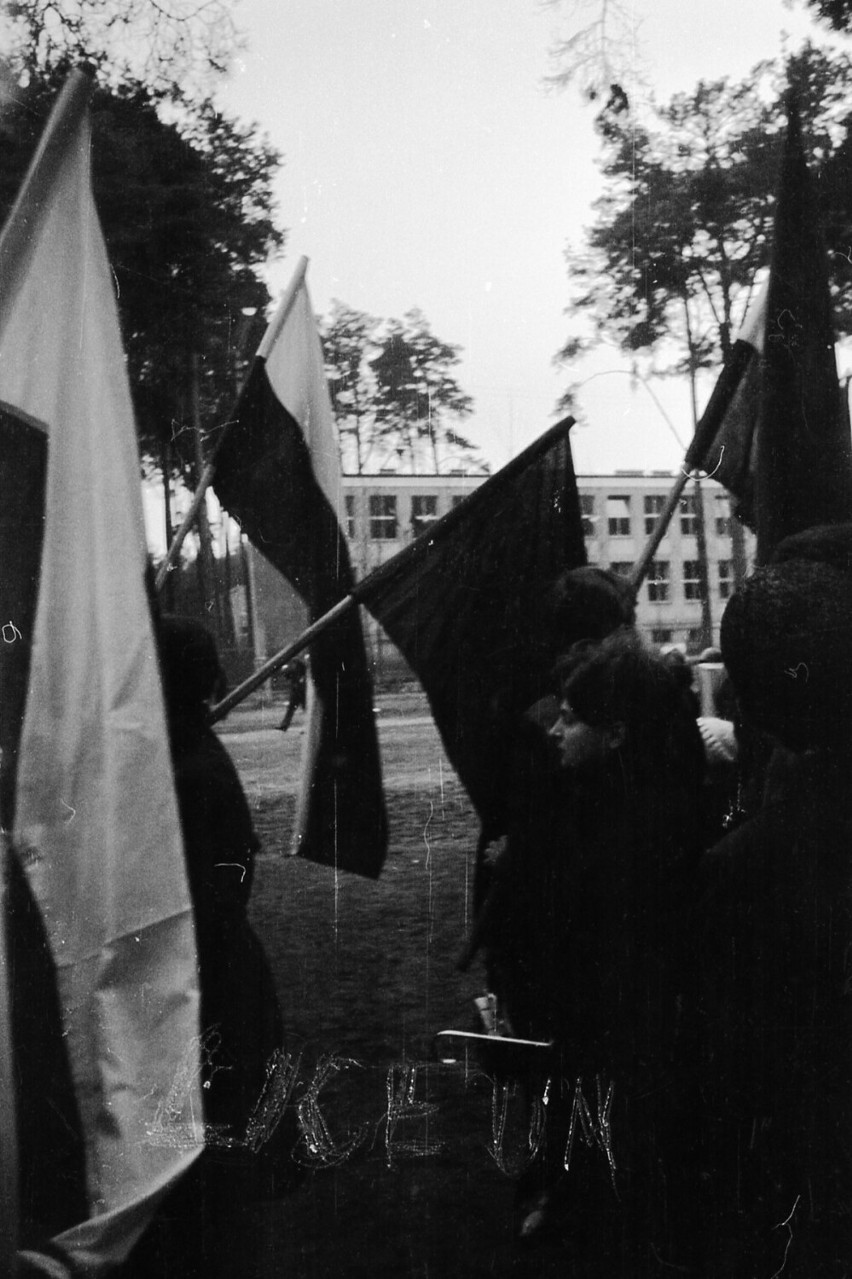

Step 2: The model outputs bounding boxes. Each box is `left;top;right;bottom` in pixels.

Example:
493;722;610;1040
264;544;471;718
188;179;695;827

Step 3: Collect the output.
214;0;828;476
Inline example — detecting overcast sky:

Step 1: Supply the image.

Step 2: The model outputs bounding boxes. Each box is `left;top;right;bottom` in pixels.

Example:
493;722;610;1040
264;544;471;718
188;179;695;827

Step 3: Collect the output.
216;0;826;475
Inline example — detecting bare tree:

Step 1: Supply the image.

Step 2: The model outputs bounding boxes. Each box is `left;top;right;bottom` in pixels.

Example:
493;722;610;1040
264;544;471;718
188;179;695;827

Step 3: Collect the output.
542;0;645;109
5;0;241;94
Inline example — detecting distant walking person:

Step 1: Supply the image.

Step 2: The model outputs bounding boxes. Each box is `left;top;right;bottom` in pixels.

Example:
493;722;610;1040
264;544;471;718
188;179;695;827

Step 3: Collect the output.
277;655;307;732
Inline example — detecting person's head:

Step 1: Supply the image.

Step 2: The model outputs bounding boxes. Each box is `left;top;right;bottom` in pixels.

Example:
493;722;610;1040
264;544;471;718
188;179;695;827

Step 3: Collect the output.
157;615;227;723
549;630;682;773
661;646;695;694
549;696;626;769
544;566;636;655
721;550;852;754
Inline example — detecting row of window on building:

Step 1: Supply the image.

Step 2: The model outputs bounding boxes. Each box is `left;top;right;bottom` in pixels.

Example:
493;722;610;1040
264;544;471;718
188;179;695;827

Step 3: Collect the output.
347;490;735;543
583;492;733;540
648;625;713;649
619;559;733;604
345;493;457;541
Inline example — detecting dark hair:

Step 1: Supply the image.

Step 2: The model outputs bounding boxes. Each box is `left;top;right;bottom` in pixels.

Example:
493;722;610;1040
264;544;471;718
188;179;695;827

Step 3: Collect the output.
772;521;852;575
721;557;852;753
557;629;685;777
545;566;636;651
157;615;227;719
662;647;696;694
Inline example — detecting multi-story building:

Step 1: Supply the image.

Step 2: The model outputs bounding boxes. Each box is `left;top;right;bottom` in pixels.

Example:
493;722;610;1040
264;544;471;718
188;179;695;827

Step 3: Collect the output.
240;468;756;682
339;470;756;674
576;471;755;650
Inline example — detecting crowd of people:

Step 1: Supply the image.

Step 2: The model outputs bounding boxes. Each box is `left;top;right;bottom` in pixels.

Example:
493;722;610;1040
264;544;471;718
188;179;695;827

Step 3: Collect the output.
462;526;852;1275
11;524;852;1275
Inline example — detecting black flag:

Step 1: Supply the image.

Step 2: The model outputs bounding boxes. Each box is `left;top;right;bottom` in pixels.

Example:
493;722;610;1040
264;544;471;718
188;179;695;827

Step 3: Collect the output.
356;419;585;830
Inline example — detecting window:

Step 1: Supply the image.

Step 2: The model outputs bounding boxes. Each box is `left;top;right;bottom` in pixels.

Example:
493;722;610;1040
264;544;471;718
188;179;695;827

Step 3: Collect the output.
344;494;356;539
647;560;670;603
369;494;398;540
683;560;705;601
651;628;672;645
718;559;733;600
451;495;466;509
607;495;631;537
411;494;438;536
687;628;705;649
580;493;596;538
680;493;699;536
644;494;666;535
715;495;732;538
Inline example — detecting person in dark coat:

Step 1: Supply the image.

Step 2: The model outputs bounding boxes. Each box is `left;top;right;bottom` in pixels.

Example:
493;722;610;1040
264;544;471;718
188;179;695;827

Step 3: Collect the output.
127;617;300;1275
463;565;638;934
477;631;703;1268
158;616;298;1183
694;538;852;1277
276;656;307;733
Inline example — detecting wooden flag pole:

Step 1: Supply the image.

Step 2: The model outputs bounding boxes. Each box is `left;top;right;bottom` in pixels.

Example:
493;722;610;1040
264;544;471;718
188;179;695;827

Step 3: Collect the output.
209;593;356;724
154;461;216;591
257;255;309;359
628;468;692;596
154;256;311;593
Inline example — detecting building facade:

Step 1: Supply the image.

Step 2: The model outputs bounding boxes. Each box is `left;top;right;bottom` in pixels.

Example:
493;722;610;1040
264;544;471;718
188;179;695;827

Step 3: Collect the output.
576;471;755;650
340;470;755;672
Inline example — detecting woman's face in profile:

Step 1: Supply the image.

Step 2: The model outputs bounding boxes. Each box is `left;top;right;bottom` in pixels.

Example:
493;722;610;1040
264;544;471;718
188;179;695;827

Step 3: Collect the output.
549;700;623;770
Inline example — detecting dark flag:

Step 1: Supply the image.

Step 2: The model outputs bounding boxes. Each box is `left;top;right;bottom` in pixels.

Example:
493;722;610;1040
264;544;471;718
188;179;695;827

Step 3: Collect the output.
683;284;765;526
754;97;852;561
213;260;388;878
685;100;852;559
355;419;585;832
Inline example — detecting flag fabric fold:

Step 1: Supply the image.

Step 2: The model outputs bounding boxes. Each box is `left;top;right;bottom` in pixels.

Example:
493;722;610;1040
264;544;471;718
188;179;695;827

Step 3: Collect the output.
687;98;852;558
0;71;203;1269
355;419;586;834
684;283;765;525
754;97;852;561
213;263;387;878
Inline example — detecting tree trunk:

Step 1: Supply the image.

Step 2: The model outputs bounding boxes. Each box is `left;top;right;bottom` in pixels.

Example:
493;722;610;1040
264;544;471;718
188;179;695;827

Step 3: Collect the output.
190;353;222;639
160;436;176;613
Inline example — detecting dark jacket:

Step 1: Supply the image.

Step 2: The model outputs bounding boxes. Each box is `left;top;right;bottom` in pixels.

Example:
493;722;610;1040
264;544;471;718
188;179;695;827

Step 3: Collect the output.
479;718;702;1273
695;749;852;1276
166;715;281;1137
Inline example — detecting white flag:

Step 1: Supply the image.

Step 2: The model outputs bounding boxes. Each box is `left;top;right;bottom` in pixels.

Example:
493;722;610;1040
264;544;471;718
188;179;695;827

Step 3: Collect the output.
0;72;203;1270
212;260;387;877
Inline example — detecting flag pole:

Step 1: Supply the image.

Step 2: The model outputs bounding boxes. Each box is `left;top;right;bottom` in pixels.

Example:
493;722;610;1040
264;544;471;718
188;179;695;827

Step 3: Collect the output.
154;462;215;591
257;255;309;359
154;256;311;592
628;468;692;595
209;594;356;723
